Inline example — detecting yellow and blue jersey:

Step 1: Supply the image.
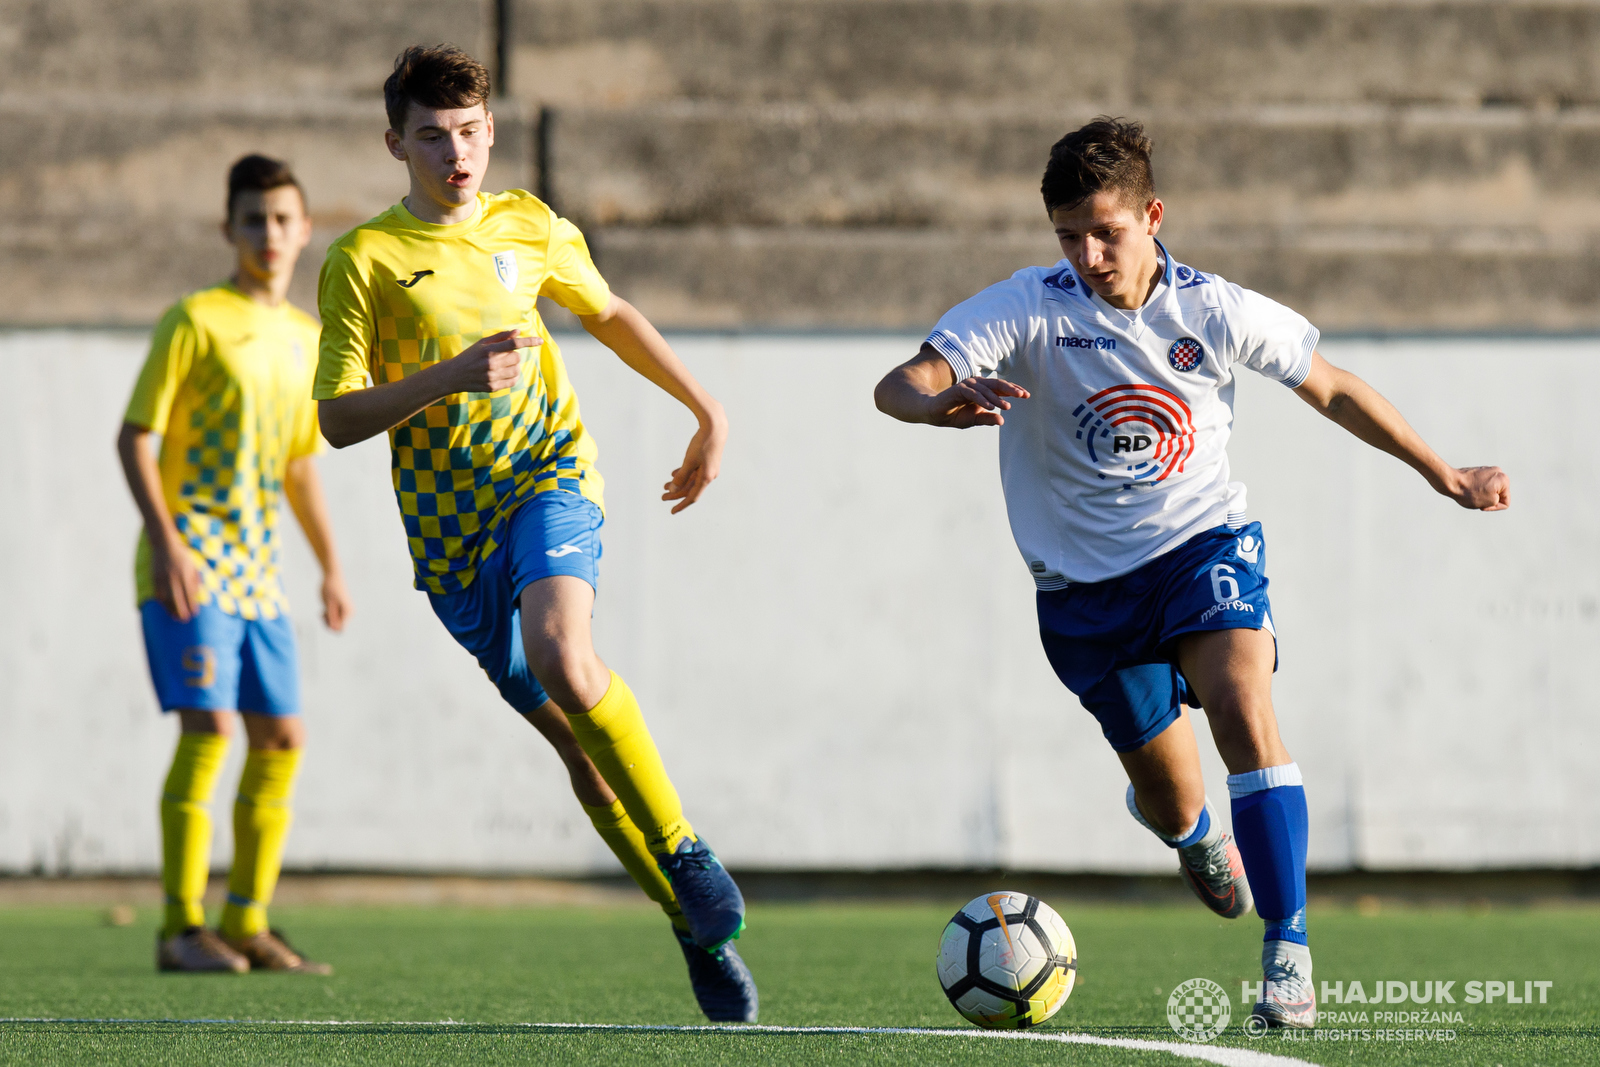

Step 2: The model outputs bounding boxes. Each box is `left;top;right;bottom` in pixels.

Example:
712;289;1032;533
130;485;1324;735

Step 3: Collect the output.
313;190;611;594
125;282;324;619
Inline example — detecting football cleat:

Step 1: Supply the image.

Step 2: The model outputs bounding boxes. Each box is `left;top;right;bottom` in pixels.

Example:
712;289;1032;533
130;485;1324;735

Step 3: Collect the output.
223;928;333;974
1177;831;1254;919
157;926;249;973
676;929;759;1022
656;837;746;950
1252;954;1316;1029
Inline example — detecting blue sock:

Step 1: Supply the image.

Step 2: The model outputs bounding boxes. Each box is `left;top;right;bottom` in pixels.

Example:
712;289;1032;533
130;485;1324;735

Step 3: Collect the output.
1227;763;1309;946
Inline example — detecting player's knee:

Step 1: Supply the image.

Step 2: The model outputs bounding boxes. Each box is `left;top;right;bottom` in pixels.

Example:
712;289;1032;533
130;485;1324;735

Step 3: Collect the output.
524;638;600;700
177;708;234;736
1203;690;1270;729
240;712;304;751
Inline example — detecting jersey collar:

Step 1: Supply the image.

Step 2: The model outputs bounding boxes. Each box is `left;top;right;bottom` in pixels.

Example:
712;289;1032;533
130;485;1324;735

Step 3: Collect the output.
393;192;487;238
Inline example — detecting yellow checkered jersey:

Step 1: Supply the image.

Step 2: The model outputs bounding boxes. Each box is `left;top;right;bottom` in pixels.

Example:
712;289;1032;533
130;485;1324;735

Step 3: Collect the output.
125;283;323;619
314;190;610;594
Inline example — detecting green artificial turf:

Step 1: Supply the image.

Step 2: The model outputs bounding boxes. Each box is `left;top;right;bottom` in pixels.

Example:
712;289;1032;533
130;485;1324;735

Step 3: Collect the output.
0;899;1595;1065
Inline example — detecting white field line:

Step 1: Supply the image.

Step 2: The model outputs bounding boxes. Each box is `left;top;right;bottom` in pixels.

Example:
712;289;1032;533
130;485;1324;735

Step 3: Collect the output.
0;1018;1321;1067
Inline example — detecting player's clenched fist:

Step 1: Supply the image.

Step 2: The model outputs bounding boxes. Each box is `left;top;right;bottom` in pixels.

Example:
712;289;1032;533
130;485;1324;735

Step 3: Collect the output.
448;329;540;393
1446;465;1511;512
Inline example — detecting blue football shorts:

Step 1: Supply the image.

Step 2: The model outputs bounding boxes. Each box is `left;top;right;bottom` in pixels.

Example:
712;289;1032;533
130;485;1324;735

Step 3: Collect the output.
427;490;604;715
140;600;300;716
1036;522;1276;753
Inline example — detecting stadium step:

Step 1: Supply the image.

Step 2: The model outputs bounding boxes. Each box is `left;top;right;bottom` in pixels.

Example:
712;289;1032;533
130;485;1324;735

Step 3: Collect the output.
0;98;532;325
8;0;1600;329
587;225;1600;332
542;101;1600;232
510;0;1600;108
1;0;491;97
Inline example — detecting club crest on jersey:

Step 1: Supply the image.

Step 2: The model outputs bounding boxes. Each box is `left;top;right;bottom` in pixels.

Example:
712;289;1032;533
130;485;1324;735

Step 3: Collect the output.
1071;383;1197;487
492;251;519;293
1043;268;1078;292
1167;337;1205;372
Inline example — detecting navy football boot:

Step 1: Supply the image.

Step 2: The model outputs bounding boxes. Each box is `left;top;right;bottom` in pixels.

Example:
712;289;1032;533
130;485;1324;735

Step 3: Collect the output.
655;837;746;950
676;929;759;1022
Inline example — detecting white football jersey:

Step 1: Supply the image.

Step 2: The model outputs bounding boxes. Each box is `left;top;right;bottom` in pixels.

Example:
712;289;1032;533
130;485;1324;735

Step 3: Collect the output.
925;243;1317;587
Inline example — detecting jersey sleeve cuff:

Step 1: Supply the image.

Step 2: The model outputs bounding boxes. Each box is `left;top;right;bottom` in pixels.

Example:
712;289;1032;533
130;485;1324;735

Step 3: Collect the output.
311;379;365;401
1278;327;1319;388
925;330;975;381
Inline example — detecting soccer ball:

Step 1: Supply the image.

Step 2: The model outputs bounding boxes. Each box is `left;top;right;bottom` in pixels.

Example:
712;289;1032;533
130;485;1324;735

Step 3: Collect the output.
937;891;1077;1028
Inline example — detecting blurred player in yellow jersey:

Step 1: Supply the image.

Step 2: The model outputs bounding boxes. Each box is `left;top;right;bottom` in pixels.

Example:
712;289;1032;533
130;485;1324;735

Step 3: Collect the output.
118;156;350;975
313;46;756;1021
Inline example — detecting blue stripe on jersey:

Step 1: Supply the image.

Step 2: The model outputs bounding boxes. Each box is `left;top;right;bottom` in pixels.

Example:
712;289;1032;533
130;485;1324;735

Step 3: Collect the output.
925;331;974;380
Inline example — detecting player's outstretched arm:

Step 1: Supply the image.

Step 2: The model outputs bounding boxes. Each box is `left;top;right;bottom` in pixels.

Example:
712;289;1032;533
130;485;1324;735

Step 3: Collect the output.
1293;352;1509;511
117;421;203;621
577;295;727;514
317;330;542;448
874;344;1030;427
284;457;352;632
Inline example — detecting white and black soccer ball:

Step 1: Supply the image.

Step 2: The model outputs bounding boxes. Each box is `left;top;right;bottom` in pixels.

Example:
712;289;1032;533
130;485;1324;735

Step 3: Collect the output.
937;891;1077;1029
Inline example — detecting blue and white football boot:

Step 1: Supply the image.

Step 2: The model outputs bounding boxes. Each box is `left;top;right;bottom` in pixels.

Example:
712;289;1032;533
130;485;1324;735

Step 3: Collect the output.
676;930;759;1022
656;837;746;950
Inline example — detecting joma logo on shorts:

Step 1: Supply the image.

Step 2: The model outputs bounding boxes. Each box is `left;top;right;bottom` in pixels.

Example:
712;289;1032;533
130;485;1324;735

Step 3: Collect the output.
1055;336;1116;350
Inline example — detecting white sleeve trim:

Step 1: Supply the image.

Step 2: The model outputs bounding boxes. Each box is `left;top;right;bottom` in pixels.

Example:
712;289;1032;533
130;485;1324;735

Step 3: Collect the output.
925;330;975;381
1227;762;1303;798
1279;327;1319;388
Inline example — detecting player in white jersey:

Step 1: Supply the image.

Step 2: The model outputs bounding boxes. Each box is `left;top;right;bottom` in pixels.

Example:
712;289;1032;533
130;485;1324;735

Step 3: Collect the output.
875;119;1509;1029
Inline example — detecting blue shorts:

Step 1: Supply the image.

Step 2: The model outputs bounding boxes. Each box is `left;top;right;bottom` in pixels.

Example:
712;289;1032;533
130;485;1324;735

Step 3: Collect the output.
427;491;604;714
140;601;300;716
1036;522;1276;753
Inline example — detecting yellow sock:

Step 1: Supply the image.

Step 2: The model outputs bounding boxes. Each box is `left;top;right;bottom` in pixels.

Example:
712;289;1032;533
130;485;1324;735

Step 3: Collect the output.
583;799;689;931
160;732;230;938
565;672;694;855
220;747;301;940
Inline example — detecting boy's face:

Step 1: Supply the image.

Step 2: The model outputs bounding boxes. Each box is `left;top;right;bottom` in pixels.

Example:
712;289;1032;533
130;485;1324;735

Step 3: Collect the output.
386;102;495;211
1050;192;1164;309
224;185;312;283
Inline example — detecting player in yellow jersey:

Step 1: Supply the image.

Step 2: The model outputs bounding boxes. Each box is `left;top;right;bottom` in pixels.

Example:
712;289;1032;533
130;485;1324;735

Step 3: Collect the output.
118;156;350;975
313;46;756;1021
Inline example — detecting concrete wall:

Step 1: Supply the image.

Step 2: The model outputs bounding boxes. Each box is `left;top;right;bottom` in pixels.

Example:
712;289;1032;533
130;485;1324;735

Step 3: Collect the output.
1;329;1594;876
8;0;1600;330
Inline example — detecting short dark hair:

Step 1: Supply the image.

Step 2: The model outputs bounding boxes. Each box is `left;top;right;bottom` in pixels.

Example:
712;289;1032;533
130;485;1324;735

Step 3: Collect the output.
385;44;492;134
226;154;304;219
1040;117;1156;215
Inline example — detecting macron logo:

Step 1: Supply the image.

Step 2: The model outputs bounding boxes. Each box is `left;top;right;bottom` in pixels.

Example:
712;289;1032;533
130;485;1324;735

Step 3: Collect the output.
545;544;583;558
